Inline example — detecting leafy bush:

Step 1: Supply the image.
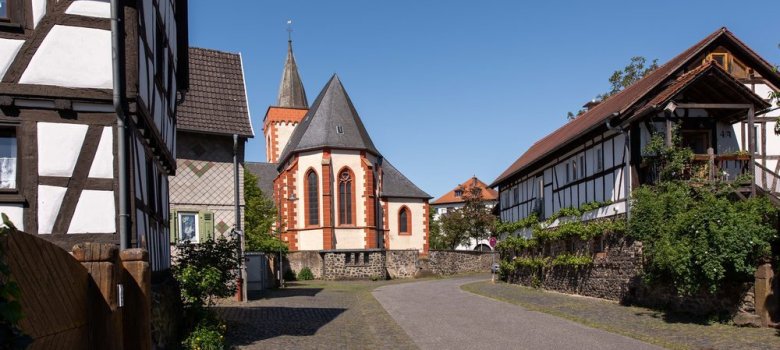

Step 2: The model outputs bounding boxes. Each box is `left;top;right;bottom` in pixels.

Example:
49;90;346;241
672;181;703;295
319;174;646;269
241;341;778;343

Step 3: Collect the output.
182;318;226;350
297;267;314;280
551;253;593;269
629;181;777;296
174;237;240;306
284;268;297;282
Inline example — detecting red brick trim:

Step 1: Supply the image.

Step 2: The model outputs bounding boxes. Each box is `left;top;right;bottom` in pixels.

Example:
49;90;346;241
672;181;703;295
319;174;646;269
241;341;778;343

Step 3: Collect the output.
382;199;390;249
321;150;334;249
398;205;412;236
361;152;377;248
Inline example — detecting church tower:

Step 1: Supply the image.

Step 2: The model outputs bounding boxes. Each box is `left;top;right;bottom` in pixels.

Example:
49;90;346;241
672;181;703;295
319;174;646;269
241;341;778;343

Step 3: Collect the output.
263;40;309;163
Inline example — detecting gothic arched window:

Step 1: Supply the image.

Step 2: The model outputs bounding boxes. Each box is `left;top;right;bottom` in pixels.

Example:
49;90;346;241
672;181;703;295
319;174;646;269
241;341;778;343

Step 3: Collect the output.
338;168;355;225
306;169;319;226
399;206;410;234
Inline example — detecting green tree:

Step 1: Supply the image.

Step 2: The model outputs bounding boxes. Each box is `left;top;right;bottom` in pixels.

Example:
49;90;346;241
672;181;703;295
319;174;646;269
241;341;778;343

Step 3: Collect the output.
567;56;658;120
243;169;287;254
437;186;496;249
428;206;447;250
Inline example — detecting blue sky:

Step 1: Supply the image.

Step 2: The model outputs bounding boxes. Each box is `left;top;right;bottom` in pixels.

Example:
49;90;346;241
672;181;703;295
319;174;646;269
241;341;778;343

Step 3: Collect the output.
188;0;778;199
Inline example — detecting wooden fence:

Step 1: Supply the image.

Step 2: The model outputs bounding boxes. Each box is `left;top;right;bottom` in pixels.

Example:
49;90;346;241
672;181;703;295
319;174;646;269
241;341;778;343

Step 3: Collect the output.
2;229;152;349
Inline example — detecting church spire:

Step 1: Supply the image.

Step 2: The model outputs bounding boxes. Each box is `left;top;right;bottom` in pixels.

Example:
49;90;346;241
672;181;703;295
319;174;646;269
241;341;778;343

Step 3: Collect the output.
276;35;308;108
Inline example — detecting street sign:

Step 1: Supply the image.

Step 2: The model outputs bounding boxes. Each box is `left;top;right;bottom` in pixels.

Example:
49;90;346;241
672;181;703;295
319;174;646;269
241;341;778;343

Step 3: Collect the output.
489;237;497;248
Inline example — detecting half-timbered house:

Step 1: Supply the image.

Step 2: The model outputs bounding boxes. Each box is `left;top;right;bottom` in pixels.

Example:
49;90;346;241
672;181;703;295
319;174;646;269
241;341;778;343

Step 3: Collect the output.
0;0;188;271
169;47;253;245
492;28;780;229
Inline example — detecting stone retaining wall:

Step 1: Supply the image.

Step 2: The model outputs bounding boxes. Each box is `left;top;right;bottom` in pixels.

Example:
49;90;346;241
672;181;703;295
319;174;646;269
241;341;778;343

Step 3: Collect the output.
284;249;496;280
426;250;498;276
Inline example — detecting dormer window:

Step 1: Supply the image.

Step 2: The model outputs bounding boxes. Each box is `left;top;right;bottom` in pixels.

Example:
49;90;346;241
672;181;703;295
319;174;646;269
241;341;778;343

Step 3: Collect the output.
704;50;752;79
454;190;463;197
336;125;344;134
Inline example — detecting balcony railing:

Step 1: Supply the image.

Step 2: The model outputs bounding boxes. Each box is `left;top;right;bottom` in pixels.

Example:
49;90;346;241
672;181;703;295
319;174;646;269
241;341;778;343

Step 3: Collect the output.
642;148;751;184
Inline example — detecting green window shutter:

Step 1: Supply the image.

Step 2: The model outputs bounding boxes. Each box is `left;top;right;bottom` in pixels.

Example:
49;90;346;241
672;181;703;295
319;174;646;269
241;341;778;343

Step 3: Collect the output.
170;210;178;244
200;210;214;241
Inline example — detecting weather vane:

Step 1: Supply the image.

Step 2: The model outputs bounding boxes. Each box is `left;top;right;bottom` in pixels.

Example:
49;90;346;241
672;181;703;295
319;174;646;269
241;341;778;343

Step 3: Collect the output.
287;20;293;42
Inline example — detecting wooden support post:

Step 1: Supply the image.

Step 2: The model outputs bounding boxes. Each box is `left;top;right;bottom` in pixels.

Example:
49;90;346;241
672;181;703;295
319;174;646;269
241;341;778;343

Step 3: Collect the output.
665;118;673;147
707;147;715;181
72;243;123;350
748;106;756;196
754;262;774;327
121;249;152;350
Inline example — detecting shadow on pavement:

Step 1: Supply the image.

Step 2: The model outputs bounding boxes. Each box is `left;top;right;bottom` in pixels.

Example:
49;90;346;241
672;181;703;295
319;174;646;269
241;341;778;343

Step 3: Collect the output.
248;287;323;300
216;306;346;345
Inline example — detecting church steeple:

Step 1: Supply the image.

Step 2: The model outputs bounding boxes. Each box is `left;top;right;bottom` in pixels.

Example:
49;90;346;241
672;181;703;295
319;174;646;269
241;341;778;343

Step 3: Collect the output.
276;40;308;108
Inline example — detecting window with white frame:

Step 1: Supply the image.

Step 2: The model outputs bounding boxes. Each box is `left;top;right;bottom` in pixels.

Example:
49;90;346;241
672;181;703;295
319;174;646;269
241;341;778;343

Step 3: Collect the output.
178;212;200;243
0;129;17;190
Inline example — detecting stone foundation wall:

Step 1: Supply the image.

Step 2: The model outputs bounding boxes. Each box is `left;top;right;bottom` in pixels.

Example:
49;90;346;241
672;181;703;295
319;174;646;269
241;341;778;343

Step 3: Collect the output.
426;250;498;276
321;250;386;280
284;249;496;280
386;250;420;279
285;251;323;279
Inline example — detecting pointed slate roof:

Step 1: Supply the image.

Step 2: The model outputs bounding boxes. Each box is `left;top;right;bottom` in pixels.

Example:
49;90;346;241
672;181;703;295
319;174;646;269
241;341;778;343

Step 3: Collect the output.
276;40;308;108
380;161;431;199
277;75;381;167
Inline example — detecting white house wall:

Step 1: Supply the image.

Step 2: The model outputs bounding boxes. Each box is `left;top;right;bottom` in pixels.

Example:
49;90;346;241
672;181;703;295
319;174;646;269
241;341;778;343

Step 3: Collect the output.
0;39;24;80
386;199;426;251
69;190;116;233
20;25;112;89
88;127;114;179
65;0;112;19
38;122;88;177
32;0;46;29
0;205;24;231
37;185;67;234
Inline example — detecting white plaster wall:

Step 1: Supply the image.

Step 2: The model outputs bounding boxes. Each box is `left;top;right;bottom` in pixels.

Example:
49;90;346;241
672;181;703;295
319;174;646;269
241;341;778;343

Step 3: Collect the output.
296;228;324;250
88;126;114;179
65;0;111;19
69;190;115;233
294;151;323;229
334;228;365;249
38;122;88;177
386;199;426;251
330;150;366;226
0;204;24;231
0;39;24;81
32;0;46;29
20;25;112;89
275;122;297;159
37;185;67;234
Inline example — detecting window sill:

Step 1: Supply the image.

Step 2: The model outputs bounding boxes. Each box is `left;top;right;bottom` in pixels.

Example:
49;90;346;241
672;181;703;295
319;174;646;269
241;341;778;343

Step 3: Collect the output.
0;193;24;204
0;21;23;33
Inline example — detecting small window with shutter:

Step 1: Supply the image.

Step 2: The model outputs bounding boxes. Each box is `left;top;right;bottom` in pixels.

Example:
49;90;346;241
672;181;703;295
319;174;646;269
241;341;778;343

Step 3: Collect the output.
177;212;199;243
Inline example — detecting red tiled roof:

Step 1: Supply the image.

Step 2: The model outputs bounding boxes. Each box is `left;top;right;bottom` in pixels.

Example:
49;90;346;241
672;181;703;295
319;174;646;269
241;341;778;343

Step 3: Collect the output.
177;48;254;137
491;28;780;187
432;177;498;205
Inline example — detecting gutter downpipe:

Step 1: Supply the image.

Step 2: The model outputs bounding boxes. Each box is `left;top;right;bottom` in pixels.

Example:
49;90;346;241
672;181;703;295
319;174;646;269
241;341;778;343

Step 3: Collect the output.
233;134;247;302
605;112;631;219
111;0;130;250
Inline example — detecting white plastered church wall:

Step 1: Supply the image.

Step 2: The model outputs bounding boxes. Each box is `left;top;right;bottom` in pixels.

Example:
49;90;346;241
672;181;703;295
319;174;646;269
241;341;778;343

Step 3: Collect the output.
386;198;426;251
294;151;324;250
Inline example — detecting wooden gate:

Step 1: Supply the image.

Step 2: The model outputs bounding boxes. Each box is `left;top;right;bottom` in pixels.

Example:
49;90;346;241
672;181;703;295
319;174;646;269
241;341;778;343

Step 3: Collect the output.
3;229;91;349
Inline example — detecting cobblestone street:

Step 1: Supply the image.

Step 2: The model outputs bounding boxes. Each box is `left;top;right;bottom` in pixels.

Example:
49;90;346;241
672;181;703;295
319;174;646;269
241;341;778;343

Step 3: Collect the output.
216;280;418;349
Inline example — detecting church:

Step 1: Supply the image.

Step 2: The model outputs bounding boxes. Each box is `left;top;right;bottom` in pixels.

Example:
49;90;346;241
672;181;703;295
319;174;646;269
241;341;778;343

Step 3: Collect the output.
253;40;431;252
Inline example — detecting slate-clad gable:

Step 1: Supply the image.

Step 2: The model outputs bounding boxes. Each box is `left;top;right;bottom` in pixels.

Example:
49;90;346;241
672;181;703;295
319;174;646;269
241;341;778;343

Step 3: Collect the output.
178;47;254;137
278;74;380;168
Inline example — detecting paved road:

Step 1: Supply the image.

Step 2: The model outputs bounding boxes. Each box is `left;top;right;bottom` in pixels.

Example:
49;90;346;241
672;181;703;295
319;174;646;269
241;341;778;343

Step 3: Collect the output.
373;275;662;350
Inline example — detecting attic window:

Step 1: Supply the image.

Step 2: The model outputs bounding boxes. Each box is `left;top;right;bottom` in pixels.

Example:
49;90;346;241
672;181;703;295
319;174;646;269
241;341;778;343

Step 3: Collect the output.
336;126;344;134
704;51;752;79
454;190;463;197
